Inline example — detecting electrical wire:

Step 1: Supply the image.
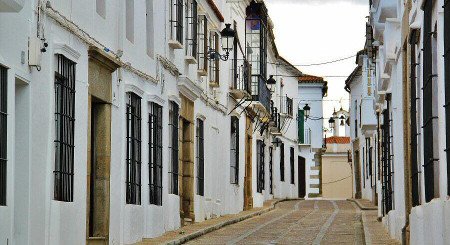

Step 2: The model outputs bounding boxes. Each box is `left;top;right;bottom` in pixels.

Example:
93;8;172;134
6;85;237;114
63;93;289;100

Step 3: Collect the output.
322;175;352;185
270;54;357;67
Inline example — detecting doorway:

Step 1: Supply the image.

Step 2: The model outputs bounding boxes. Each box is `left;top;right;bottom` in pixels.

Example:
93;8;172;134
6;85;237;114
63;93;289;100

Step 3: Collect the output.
244;116;253;210
298;156;306;198
179;95;195;225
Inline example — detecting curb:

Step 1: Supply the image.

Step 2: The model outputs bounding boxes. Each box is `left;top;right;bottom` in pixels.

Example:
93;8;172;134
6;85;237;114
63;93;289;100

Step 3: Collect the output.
347;199;378;211
165;198;302;245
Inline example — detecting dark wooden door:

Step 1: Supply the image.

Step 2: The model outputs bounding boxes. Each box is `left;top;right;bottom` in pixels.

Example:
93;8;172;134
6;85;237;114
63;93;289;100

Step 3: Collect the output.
298;156;306;198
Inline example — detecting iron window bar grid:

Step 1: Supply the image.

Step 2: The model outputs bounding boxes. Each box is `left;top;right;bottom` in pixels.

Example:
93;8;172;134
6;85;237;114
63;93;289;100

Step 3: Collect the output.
149;103;163;206
196;119;205;196
290;147;295;184
185;0;198;58
126;92;142;205
197;15;208;73
209;32;220;85
170;0;184;44
0;66;7;206
54;54;76;202
270;101;281;131
443;0;450;196
257;140;265;193
169;101;179;195
269;147;273;194
230;116;240;185
280;96;294;117
280;142;285;182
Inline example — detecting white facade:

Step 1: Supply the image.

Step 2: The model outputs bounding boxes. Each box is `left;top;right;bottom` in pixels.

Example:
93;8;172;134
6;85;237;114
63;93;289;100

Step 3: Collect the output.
0;0;308;244
348;0;450;243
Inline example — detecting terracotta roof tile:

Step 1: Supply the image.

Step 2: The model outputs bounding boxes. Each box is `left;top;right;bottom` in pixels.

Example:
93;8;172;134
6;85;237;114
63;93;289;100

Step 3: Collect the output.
298;74;324;82
326;136;351;144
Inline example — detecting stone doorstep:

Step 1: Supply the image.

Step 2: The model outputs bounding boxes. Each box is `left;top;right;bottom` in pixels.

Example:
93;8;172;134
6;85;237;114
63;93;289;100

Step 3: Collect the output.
347;198;378;211
138;198;303;245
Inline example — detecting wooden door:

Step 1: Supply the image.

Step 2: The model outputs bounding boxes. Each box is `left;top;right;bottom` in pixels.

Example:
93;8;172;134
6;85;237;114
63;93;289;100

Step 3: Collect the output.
298;156;306;198
244;117;253;210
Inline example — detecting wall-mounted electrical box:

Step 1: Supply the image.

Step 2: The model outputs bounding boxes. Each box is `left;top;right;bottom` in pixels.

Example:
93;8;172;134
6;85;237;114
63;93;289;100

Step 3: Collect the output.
28;37;41;67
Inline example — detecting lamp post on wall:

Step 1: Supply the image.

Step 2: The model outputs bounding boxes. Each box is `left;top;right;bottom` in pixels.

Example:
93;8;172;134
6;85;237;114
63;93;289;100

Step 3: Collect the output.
207;23;236;61
303;104;311;120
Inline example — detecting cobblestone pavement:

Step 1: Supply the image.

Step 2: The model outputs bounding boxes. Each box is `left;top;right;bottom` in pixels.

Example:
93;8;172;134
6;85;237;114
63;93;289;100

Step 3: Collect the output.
187;200;365;245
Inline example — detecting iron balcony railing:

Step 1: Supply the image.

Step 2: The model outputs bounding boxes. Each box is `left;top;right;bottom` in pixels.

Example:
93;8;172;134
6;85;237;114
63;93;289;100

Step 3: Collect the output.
280;96;293;117
251;75;271;112
231;60;252;96
298;128;311;145
270;100;281;132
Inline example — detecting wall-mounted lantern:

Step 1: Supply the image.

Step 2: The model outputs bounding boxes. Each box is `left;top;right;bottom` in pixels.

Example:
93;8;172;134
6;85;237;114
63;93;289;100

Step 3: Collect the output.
328;117;336;129
303;104;311;119
267;75;276;85
208;23;236;61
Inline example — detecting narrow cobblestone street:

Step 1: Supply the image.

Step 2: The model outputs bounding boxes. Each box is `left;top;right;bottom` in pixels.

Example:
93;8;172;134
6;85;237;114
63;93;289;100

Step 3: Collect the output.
187;200;364;245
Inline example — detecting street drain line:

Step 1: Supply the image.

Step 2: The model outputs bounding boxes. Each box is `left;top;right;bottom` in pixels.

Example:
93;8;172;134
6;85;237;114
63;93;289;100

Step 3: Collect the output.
226;201;302;245
312;200;340;245
267;201;320;245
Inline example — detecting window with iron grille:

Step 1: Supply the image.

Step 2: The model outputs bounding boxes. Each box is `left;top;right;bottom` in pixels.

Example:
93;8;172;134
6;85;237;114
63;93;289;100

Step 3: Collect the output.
257;140;265;193
197;15;208;73
170;0;183;44
355;100;358;137
169;101;179;195
126;92;142;205
209;31;220;85
185;0;197;58
381;98;394;215
196;118;205;196
290;147;295;184
54;55;76;202
280;142;285;182
410;29;420;206
149;103;163;206
362;146;365;188
444;0;450;196
0;66;7;206
269;147;273;194
230;116;239;184
423;0;437;203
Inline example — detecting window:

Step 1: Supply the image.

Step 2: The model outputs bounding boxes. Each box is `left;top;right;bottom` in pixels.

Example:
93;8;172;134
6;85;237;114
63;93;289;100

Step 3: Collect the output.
230;116;239;184
381;97;394;215
269;147;273;194
54;55;76;202
410;29;420;206
149;103;163;206
444;0;450;196
126;92;142;205
146;0;154;57
257;140;265;193
170;0;183;44
126;0;134;42
96;0;106;18
197;15;208;73
423;0;437;203
0;66;7;206
298;110;304;143
290;147;295;184
354;100;358;137
280;143;285;182
209;31;220;85
196;118;205;196
185;0;198;58
169;101;179;195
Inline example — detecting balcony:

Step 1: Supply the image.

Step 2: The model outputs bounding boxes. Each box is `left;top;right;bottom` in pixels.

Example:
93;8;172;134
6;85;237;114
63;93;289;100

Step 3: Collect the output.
280;96;293;117
0;0;24;12
269;101;281;135
360;97;377;135
250;75;271;114
298;128;311;145
230;60;252;100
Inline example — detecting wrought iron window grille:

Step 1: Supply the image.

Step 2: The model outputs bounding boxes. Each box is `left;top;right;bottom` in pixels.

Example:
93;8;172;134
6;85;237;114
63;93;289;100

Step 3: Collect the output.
169;101;179;195
149;103;163;206
126;92;142;205
197;118;205;196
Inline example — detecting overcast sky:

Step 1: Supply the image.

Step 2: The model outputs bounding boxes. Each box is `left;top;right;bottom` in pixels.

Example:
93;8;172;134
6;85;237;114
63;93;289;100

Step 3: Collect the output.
265;0;368;133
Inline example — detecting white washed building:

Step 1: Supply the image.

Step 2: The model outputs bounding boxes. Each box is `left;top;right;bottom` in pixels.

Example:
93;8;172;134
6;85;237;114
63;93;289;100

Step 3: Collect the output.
0;0;308;244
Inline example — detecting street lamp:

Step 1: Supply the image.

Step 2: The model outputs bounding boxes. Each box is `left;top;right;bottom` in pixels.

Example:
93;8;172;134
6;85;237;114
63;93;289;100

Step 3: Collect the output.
328;117;335;129
267;75;276;85
208;23;236;61
303;104;311;119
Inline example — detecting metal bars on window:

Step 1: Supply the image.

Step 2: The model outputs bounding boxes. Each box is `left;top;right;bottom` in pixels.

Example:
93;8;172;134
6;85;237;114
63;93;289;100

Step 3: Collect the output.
209;32;220;85
149;103;163;206
196;118;205;196
290;147;295;184
126;92;142;205
280;143;285;182
381;99;393;215
54;55;76;202
0;66;7;206
257;140;265;193
170;0;183;44
443;0;450;196
423;0;436;203
185;0;197;58
269;147;273;194
197;15;208;72
410;30;420;206
230;116;239;185
169;101;179;195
